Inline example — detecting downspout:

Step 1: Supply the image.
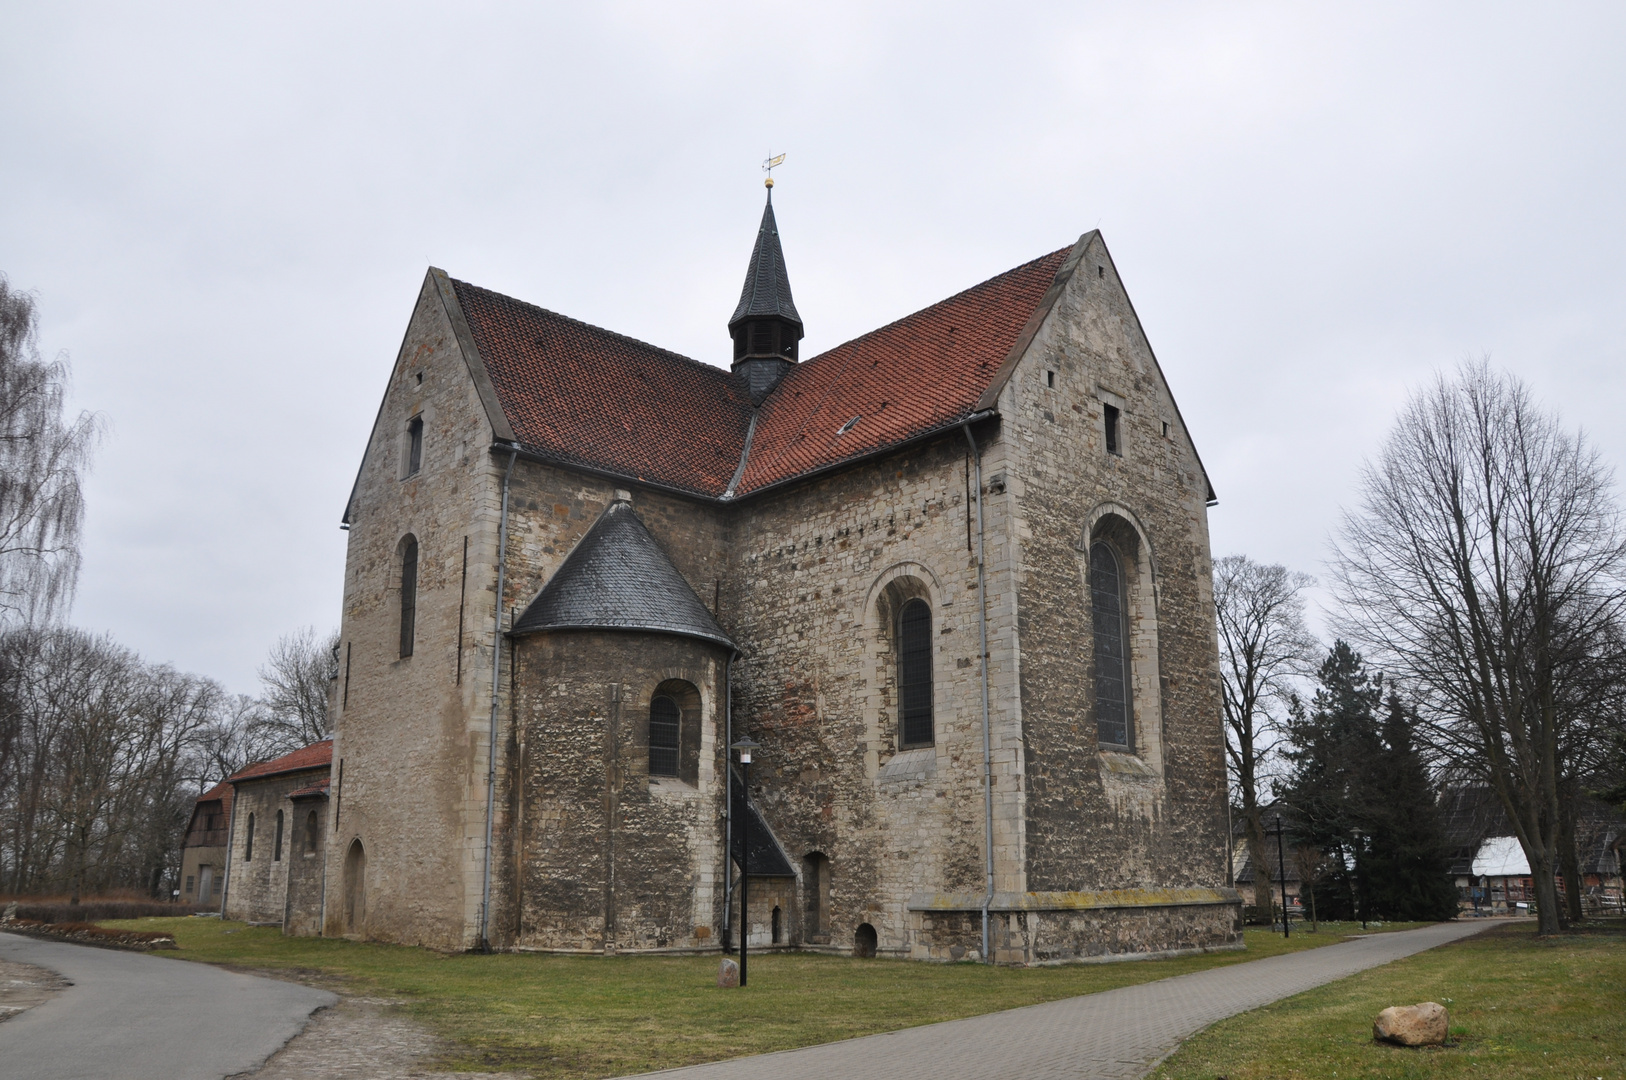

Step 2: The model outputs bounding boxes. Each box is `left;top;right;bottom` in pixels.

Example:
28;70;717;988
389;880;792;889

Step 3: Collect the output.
961;423;996;963
479;443;520;952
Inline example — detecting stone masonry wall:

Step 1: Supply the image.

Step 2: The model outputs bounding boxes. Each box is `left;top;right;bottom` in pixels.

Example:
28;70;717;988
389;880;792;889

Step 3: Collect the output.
508;630;728;953
722;432;1020;958
327;274;509;947
1000;234;1231;895
223;769;327;926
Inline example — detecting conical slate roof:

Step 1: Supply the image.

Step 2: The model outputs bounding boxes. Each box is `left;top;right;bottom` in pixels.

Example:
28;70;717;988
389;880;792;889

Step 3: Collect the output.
727;192;802;331
511;500;735;649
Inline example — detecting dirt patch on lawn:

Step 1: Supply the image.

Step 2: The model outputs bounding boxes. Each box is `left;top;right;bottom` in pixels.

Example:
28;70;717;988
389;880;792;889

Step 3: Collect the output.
237;995;508;1080
0;956;71;1022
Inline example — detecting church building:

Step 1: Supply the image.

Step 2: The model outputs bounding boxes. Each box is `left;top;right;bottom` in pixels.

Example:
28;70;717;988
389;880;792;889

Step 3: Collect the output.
318;184;1241;962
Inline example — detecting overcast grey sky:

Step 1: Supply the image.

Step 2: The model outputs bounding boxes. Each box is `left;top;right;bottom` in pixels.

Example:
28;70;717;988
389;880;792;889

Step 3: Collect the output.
3;2;1623;693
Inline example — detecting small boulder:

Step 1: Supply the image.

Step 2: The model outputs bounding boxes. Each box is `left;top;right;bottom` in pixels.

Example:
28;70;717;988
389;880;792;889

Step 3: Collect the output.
717;958;740;988
1373;1002;1449;1046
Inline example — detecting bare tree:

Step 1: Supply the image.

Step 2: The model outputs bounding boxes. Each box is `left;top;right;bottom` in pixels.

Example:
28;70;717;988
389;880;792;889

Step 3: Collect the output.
1333;362;1626;934
0;276;101;627
1214;554;1318;918
253;626;338;752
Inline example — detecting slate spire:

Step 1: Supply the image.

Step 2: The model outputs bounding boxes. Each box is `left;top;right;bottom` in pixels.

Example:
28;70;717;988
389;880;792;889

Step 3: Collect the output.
728;181;803;403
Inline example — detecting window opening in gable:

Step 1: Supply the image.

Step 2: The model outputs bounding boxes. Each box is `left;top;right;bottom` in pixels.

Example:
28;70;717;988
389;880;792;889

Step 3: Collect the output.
406;416;424;477
1103;404;1121;456
897;598;934;747
1161;420;1170;439
1046;370;1055;389
1090;542;1134;750
648;694;680;777
273;809;284;861
399;536;418;659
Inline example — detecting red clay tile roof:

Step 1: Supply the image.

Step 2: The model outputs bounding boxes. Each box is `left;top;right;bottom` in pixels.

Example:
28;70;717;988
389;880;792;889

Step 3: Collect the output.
735;248;1071;495
453;282;754;497
195;781;232;806
287;778;331;800
228;739;333;783
450;244;1073;500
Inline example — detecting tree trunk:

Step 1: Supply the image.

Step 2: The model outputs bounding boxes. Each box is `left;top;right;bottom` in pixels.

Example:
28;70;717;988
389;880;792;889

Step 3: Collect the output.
1241;802;1272;921
1558;789;1584;924
1528;849;1563;935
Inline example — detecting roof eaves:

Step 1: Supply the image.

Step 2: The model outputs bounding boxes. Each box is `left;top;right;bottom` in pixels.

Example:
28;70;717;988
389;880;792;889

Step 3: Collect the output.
731;409;1000;503
435;270;517;444
500;442;727;502
508;621;736;651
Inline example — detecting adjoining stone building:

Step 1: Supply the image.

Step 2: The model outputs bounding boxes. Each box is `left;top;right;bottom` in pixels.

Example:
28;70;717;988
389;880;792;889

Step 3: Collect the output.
176;782;233;907
316;185;1241;961
220;740;332;934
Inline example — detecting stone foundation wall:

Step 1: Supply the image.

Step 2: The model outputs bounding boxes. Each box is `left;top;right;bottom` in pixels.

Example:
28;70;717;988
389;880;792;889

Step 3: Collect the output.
912;897;1241;964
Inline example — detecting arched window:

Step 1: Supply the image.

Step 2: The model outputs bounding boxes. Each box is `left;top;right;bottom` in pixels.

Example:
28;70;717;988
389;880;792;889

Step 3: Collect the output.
399;536;418;658
1090;542;1133;749
273;809;284;861
405;415;423;477
648;694;680;777
305;811;318;854
897;598;934;747
244;813;255;862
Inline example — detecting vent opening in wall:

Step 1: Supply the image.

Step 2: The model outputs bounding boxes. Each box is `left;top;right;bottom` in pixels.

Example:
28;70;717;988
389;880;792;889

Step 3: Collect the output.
1104;404;1121;456
1161;420;1170;439
1046;370;1055;389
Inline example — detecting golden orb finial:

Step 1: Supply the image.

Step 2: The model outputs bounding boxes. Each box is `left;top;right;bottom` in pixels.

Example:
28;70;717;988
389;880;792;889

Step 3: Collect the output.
765;176;774;189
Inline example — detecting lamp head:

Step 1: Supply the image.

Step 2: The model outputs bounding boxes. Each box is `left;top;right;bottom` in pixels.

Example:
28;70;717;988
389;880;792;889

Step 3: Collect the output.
730;735;761;765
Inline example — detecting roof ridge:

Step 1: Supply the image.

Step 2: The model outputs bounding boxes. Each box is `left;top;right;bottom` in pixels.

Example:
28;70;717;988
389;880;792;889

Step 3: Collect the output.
793;247;1073;373
450;278;736;384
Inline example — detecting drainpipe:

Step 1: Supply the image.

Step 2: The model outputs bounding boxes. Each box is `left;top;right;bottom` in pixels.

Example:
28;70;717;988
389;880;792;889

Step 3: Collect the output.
961;423;996;963
479;443;520;952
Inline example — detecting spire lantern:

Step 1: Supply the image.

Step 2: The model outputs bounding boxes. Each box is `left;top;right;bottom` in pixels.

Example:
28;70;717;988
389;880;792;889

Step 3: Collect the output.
729;184;803;403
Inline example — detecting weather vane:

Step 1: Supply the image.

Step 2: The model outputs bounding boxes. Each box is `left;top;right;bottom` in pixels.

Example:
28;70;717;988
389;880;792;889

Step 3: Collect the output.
762;153;786;188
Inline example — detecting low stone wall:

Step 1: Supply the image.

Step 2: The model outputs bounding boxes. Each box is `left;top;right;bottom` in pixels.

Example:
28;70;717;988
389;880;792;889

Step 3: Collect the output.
908;888;1243;964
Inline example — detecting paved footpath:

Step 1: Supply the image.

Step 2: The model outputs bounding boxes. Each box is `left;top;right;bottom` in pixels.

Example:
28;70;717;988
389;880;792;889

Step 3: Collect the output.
639;920;1494;1080
0;930;336;1080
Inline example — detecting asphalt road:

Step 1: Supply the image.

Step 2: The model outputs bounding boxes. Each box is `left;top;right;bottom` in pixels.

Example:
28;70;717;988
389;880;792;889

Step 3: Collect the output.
0;930;335;1080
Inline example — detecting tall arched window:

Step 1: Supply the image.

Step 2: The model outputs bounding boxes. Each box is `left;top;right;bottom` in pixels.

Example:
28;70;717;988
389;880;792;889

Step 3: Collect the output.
273;809;284;861
648;694;680;776
897;598;934;747
399;535;418;658
1090;542;1133;749
244;813;256;862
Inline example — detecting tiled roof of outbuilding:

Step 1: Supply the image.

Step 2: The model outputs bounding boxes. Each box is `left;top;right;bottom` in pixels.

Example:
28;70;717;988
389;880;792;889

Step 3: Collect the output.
511;500;734;649
228;739;333;783
447;241;1077;500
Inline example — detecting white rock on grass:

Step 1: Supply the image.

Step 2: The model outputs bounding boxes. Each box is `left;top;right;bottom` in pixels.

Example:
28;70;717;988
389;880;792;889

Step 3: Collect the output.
1373;1002;1449;1046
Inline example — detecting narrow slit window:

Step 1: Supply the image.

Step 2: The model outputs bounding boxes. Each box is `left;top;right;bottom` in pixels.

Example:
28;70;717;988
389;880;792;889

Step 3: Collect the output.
1103;404;1121;456
897;598;934;747
244;813;255;862
1090;542;1133;749
406;416;423;476
273;809;284;861
1046;370;1055;389
649;695;680;777
399;536;418;658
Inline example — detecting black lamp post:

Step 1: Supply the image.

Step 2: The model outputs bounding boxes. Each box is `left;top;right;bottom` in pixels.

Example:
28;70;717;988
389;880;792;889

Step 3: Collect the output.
1273;814;1290;938
731;735;760;988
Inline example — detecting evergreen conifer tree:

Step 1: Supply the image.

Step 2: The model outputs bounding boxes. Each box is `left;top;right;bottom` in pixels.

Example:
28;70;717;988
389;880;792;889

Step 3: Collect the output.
1361;692;1460;920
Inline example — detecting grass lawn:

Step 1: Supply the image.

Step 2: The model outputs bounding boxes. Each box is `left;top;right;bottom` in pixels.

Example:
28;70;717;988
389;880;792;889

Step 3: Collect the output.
1149;920;1626;1080
100;917;1423;1078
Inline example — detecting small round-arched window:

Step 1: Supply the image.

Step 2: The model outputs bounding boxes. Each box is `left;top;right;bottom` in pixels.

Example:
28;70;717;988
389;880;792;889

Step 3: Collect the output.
1090;541;1133;749
648;695;680;777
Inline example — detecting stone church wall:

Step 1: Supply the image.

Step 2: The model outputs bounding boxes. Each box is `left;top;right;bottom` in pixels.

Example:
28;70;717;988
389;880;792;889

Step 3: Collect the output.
997;235;1233;914
327;275;514;947
223;769;327;927
509;630;728;952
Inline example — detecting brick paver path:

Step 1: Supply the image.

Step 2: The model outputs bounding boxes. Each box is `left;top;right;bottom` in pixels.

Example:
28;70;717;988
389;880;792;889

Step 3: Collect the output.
638;920;1494;1080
